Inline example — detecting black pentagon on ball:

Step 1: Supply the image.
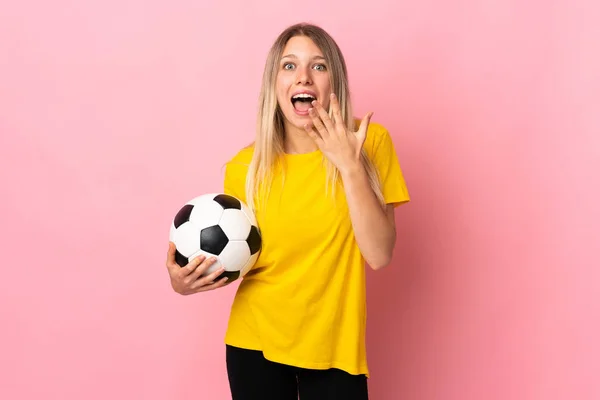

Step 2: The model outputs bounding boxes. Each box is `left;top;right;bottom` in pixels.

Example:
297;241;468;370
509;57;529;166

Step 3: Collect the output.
174;249;189;268
173;204;194;229
246;225;261;255
200;225;229;255
213;194;241;210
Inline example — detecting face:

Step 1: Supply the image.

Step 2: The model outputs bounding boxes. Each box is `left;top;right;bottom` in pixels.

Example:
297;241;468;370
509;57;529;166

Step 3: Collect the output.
275;35;332;131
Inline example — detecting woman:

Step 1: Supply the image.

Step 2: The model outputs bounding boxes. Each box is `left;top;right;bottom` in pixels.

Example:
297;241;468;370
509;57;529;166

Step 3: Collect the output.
165;22;410;399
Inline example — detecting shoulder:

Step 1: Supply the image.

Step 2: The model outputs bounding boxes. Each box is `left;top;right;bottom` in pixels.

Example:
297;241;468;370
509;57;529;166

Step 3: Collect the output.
224;144;255;179
223;144;254;199
223;144;254;185
226;143;255;166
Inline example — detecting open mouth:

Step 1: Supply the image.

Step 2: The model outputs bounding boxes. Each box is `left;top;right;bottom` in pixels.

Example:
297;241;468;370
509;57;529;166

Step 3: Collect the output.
291;93;316;114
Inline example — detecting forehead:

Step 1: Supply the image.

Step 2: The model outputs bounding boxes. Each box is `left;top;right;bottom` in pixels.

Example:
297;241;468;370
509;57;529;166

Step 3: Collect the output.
281;36;324;58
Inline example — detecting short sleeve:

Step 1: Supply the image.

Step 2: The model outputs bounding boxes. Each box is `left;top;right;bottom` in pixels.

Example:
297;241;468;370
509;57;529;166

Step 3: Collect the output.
222;147;253;203
370;126;410;207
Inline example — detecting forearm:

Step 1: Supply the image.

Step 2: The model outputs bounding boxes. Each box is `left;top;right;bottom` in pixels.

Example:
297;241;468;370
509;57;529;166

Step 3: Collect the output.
340;162;395;270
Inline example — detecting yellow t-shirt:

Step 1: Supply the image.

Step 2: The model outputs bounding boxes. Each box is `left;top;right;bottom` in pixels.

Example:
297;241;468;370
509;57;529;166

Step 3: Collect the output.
222;122;410;377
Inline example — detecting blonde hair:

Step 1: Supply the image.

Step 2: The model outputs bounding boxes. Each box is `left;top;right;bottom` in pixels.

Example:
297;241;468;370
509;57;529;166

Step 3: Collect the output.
245;22;384;213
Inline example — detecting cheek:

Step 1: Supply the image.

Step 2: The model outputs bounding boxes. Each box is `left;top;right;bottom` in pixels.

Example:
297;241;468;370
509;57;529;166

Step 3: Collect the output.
320;85;332;107
276;77;291;102
318;79;332;99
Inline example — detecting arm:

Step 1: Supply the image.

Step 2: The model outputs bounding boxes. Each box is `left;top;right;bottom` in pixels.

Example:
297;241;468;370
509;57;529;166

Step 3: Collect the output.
303;95;406;270
340;162;396;270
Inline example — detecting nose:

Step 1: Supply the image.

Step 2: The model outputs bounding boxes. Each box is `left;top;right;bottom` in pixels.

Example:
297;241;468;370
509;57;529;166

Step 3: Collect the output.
296;65;312;85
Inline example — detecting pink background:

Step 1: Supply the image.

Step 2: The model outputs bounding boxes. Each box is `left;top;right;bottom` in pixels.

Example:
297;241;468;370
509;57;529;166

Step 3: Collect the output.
1;1;598;399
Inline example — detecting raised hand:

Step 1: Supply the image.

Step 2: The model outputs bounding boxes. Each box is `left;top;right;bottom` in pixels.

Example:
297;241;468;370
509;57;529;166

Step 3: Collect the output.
303;93;373;174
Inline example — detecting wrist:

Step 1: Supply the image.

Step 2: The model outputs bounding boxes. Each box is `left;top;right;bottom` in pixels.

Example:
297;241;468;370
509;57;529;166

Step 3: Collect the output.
339;160;365;180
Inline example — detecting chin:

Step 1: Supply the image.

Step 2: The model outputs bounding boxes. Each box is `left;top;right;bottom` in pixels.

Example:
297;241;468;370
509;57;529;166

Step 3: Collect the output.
281;108;310;130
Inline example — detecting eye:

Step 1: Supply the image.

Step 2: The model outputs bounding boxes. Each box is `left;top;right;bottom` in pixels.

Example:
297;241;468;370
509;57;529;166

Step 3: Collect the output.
313;63;327;71
283;62;295;70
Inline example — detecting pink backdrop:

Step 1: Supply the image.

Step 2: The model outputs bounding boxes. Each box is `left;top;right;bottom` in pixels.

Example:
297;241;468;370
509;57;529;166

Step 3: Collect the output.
1;1;598;399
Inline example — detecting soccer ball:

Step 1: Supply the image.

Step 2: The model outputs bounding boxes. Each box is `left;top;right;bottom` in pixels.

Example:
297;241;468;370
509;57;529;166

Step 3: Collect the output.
169;193;261;282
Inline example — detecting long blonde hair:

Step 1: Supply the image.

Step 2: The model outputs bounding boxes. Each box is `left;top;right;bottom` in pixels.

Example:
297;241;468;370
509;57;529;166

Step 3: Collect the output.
245;23;385;213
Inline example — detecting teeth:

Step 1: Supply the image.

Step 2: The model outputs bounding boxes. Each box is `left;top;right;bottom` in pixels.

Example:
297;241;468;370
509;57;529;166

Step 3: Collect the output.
292;94;315;100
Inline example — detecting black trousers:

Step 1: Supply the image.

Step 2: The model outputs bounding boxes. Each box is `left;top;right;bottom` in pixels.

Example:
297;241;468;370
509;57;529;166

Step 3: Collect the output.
226;345;369;400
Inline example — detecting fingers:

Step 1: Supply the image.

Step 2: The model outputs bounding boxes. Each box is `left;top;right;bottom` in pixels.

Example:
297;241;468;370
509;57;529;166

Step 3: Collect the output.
304;123;325;148
166;242;233;294
356;111;374;143
166;242;201;276
308;107;330;139
192;267;229;291
329;93;343;128
165;242;178;271
196;276;231;292
360;111;374;130
190;256;219;280
179;253;206;276
310;99;335;135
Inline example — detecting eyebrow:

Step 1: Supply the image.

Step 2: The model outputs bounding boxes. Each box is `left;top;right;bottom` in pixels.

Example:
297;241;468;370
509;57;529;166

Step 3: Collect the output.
281;54;326;61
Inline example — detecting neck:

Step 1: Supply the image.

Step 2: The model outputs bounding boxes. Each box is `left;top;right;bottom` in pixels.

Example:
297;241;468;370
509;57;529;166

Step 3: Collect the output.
283;123;318;154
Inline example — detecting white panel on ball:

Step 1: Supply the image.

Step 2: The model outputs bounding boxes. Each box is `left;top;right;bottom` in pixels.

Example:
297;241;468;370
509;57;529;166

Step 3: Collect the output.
188;194;226;229
172;222;201;258
169;222;177;241
219;208;252;241
240;252;259;276
219;241;251;272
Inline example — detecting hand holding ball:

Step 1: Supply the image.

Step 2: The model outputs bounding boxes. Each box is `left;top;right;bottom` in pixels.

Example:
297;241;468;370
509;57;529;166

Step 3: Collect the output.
166;193;262;294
